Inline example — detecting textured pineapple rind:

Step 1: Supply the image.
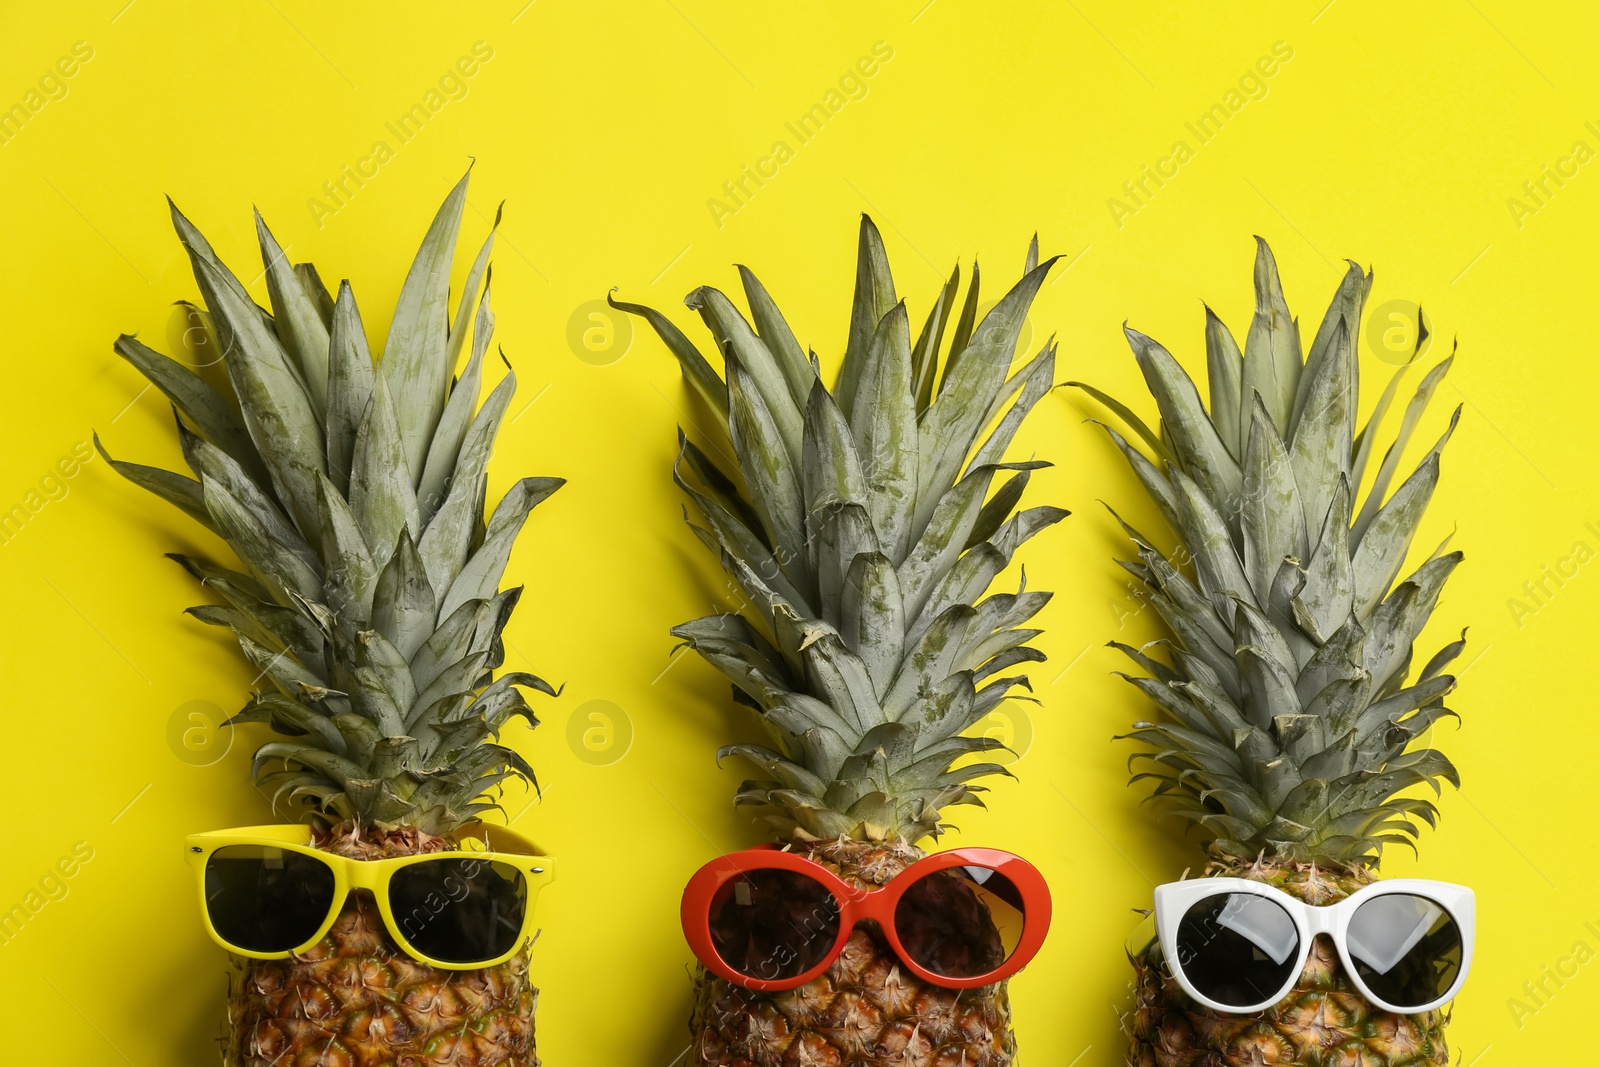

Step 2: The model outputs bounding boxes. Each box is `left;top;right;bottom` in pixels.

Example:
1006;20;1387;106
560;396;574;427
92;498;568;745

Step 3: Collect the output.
690;838;1017;1067
1124;858;1449;1067
224;824;540;1067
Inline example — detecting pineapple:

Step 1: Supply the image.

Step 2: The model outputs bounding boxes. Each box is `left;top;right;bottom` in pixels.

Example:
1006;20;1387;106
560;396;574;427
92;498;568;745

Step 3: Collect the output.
1075;239;1464;1066
616;217;1065;1066
100;172;559;1066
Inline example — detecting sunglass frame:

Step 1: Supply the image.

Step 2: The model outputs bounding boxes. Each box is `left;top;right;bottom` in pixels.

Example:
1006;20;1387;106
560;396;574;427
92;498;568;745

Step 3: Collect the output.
681;845;1051;992
1153;876;1475;1015
185;823;555;970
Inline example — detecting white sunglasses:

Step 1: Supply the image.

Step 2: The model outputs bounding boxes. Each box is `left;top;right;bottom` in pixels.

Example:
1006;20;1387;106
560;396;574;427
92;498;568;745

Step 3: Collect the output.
1153;877;1475;1015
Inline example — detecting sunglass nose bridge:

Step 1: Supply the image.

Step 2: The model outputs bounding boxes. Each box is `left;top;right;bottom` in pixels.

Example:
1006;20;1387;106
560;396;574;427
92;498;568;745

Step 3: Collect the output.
838;882;873;903
847;915;887;934
1306;929;1342;959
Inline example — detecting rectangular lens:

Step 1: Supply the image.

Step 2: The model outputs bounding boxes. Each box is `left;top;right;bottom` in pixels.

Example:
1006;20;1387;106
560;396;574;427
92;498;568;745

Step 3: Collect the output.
205;845;336;953
388;857;528;964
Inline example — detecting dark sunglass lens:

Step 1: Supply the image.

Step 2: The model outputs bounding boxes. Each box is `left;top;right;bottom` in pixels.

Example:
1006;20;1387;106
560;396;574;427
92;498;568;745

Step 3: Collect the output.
1175;893;1301;1008
1347;893;1463;1008
707;868;841;981
205;846;336;953
388;858;529;964
894;865;1026;979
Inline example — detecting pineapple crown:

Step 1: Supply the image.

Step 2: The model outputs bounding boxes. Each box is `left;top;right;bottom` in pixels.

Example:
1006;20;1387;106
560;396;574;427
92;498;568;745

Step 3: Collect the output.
100;171;561;835
616;217;1066;845
1078;238;1464;867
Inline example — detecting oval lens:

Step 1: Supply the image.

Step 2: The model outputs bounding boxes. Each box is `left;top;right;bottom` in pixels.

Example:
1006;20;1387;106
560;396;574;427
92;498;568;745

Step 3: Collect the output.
707;868;841;981
388;858;528;964
1175;893;1301;1008
893;864;1025;979
1347;892;1463;1008
205;845;336;953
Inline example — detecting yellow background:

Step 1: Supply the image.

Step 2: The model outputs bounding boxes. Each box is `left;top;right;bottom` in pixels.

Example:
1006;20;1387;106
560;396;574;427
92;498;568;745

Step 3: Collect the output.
0;1;1592;1062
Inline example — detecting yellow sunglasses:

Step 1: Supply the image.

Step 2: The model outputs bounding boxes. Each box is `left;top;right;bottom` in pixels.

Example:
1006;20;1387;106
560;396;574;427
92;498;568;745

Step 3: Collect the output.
185;824;554;970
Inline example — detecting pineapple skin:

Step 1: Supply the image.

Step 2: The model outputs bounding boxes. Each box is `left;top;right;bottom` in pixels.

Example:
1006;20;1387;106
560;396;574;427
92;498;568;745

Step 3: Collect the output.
689;838;1014;1067
1125;859;1447;1067
226;823;538;1067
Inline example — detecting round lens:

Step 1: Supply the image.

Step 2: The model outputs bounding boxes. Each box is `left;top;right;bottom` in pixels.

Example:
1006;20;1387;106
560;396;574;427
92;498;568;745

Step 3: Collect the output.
893;865;1025;979
1174;893;1301;1008
1347;893;1462;1009
388;858;529;964
205;845;336;953
707;868;841;981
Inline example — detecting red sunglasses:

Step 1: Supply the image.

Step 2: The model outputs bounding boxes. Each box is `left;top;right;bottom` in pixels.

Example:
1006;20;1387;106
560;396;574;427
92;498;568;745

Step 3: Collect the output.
681;846;1051;991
